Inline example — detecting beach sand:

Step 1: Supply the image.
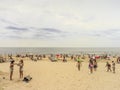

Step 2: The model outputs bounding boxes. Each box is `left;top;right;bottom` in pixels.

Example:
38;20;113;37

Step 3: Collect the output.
0;57;120;90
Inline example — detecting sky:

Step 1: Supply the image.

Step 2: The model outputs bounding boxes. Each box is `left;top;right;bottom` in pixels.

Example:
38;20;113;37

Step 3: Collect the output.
0;0;120;47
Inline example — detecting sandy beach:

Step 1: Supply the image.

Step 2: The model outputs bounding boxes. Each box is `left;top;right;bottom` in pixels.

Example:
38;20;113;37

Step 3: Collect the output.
1;0;120;89
0;56;120;90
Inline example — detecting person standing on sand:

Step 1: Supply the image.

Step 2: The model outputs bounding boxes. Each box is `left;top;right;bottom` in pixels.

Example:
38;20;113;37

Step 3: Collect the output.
10;60;15;80
89;59;94;73
17;60;24;79
112;61;115;73
76;57;82;71
76;61;81;71
105;62;112;72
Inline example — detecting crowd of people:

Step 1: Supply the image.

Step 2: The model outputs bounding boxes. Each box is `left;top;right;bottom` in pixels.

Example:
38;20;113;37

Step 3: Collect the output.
76;56;116;74
0;53;118;80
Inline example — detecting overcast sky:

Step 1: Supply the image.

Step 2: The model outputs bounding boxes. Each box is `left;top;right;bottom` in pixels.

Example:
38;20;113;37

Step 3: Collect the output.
0;0;120;47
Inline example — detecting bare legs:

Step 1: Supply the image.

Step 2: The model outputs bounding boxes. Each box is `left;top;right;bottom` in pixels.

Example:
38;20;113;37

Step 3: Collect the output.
10;71;13;80
20;71;23;79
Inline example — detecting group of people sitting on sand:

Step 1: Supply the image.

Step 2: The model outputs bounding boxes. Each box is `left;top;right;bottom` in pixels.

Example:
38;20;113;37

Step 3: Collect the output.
16;54;43;61
10;59;24;80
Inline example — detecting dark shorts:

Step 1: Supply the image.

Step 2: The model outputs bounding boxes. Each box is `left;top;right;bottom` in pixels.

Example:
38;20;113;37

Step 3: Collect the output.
94;65;97;68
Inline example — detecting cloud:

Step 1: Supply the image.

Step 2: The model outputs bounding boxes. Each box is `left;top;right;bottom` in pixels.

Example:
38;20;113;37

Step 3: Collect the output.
40;28;62;33
31;27;68;40
82;29;120;41
0;0;120;47
6;26;29;31
1;24;69;40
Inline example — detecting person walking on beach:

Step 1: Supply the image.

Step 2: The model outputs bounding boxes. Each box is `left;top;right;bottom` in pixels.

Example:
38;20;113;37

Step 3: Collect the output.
112;61;115;73
17;60;24;79
77;61;81;71
10;60;15;80
76;57;83;71
105;62;112;72
89;59;94;73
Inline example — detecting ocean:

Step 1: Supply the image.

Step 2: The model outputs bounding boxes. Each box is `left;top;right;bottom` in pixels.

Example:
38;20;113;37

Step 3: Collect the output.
0;47;120;55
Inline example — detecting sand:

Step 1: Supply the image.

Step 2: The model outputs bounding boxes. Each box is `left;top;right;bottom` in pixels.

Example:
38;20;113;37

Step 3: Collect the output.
0;57;120;90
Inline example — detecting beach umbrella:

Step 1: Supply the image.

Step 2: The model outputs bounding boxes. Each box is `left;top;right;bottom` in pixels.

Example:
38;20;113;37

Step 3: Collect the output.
56;54;60;57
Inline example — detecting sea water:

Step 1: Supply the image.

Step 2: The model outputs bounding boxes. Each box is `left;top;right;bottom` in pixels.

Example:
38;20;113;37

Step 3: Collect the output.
0;47;120;55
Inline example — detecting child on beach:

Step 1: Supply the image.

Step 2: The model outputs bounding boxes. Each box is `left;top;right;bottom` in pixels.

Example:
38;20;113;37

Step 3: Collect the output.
105;62;112;72
112;61;115;73
17;60;24;79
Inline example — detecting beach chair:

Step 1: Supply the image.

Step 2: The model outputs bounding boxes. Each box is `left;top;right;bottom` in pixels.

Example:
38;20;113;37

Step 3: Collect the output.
49;57;57;62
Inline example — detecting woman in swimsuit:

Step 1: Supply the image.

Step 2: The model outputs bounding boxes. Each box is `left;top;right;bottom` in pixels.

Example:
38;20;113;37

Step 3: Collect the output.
18;60;24;79
10;60;15;80
89;58;94;73
112;61;115;73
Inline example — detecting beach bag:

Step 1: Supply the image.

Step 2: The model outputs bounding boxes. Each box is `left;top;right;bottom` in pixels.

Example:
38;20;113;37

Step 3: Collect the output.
23;75;32;82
